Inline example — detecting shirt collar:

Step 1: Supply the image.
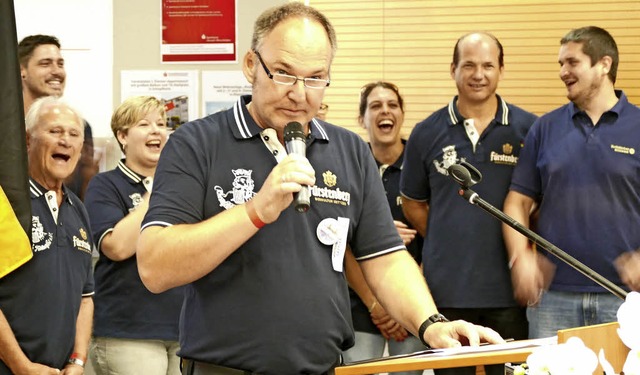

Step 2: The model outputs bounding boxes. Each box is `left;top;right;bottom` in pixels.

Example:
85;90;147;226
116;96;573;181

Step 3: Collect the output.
446;94;510;127
230;95;330;142
569;89;627;118
117;159;144;183
370;139;407;170
117;160;153;191
29;177;74;205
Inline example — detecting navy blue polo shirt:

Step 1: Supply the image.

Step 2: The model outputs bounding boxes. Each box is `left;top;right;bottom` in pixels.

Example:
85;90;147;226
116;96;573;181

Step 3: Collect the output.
401;95;537;308
510;90;640;292
350;141;423;333
0;179;94;373
142;95;404;374
84;161;183;340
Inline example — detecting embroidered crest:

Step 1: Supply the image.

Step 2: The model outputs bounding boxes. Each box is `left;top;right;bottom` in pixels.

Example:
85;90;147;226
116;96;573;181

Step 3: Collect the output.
129;193;144;212
502;143;513;155
323;171;337;187
433;145;465;176
31;216;53;252
80;228;88;241
214;169;257;209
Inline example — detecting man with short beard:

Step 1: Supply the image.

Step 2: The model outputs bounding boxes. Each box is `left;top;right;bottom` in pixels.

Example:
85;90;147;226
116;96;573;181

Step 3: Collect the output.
504;26;640;339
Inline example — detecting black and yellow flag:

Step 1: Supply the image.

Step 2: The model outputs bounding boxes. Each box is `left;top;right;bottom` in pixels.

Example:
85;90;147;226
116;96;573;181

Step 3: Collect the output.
0;0;32;278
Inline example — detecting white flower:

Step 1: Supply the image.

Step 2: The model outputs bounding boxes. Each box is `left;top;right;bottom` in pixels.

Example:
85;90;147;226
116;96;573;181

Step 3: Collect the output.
617;291;640;350
526;337;597;375
622;349;640;375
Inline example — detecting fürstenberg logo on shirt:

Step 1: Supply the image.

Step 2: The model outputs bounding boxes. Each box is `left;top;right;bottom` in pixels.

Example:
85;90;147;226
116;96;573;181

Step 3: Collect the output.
490;143;518;166
490;152;518;165
311;170;351;206
611;144;636;155
74;228;92;254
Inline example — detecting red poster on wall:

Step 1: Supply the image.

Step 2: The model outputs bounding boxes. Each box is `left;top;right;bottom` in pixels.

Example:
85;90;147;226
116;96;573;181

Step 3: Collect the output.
161;0;237;63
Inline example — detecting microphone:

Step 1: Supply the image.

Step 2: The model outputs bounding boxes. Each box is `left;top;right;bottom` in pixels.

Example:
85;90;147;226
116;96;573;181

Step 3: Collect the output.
447;161;483;188
283;122;311;213
446;160;628;300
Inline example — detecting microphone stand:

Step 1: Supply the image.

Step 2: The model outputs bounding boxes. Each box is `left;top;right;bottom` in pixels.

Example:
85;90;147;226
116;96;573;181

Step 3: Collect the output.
448;162;627;300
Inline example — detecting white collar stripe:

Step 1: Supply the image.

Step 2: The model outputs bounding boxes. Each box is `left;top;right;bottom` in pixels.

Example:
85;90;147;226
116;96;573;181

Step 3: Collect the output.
233;99;251;139
29;179;43;197
447;100;458;124
117;161;142;183
312;119;330;140
501;99;509;125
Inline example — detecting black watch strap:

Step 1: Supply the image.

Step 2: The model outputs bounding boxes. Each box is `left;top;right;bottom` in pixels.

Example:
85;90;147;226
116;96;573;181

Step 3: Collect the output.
418;313;449;347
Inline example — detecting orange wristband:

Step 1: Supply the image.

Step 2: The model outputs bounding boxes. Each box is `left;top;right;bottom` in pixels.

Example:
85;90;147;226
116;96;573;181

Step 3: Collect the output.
246;200;265;229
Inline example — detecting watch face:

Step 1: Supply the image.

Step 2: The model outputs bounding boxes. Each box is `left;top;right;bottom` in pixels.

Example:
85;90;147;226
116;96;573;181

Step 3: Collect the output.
430;313;449;323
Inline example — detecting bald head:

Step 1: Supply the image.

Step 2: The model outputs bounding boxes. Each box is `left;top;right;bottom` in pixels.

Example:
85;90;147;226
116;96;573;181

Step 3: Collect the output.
452;32;504;68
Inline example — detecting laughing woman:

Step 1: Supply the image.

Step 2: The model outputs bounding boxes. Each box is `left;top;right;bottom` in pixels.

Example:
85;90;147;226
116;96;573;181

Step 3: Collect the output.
342;82;425;374
84;96;183;375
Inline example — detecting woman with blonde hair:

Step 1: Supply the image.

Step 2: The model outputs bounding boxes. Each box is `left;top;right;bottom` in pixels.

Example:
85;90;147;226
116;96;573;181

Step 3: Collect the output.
85;96;183;374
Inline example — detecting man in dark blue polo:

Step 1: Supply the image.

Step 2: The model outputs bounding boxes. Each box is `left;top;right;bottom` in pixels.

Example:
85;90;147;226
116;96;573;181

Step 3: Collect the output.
137;4;503;375
0;96;94;374
504;26;640;339
401;32;537;375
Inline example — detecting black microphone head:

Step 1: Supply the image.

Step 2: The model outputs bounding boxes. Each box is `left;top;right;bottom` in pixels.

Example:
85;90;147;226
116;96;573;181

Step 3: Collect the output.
447;161;483;188
284;122;305;142
448;164;471;185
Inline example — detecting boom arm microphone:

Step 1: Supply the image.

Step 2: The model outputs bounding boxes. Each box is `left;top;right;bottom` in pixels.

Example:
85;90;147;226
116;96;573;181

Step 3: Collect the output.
284;122;311;213
446;162;627;300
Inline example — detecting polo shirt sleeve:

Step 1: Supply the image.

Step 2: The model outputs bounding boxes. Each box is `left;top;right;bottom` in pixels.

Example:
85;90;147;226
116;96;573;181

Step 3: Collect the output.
400;122;431;202
85;173;126;251
82;260;95;296
350;140;405;259
509;119;543;199
143;121;211;228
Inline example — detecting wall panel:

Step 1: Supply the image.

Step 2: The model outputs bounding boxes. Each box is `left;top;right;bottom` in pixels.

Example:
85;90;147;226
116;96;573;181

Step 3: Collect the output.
311;0;640;141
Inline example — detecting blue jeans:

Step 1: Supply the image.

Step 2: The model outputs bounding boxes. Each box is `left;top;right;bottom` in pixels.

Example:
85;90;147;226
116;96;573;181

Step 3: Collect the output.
342;331;425;375
527;290;623;339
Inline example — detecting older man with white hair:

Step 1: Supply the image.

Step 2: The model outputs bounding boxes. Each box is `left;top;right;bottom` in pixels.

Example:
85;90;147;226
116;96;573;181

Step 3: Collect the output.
0;96;94;375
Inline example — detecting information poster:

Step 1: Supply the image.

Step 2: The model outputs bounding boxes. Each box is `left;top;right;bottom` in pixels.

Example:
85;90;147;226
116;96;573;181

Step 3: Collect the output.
161;0;237;63
121;70;199;130
202;71;252;116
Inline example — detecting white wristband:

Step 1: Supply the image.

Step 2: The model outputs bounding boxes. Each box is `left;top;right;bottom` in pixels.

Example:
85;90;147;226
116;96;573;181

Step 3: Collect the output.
68;357;85;368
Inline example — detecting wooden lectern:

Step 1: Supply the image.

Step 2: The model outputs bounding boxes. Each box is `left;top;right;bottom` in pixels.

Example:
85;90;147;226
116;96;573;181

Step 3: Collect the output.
334;343;537;375
557;322;629;374
335;322;630;374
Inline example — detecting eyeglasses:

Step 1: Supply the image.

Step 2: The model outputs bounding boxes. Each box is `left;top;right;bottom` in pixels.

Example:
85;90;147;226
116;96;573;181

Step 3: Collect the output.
254;50;330;89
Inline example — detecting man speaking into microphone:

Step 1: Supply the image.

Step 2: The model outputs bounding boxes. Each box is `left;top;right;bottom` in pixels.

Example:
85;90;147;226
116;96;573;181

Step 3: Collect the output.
137;4;503;374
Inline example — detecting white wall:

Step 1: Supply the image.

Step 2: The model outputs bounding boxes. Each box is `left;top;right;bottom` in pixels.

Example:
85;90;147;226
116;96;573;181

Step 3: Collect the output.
14;0;114;139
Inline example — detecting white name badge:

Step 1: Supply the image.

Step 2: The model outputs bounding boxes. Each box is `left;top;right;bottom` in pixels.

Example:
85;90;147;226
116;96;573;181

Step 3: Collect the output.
317;218;340;246
331;217;349;272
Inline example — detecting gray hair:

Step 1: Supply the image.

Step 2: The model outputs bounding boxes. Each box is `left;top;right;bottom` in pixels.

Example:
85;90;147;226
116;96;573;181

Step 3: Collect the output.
25;96;83;135
251;2;337;56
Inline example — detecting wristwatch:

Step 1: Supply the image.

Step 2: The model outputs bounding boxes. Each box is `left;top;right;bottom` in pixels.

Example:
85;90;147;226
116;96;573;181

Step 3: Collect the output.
418;313;449;347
